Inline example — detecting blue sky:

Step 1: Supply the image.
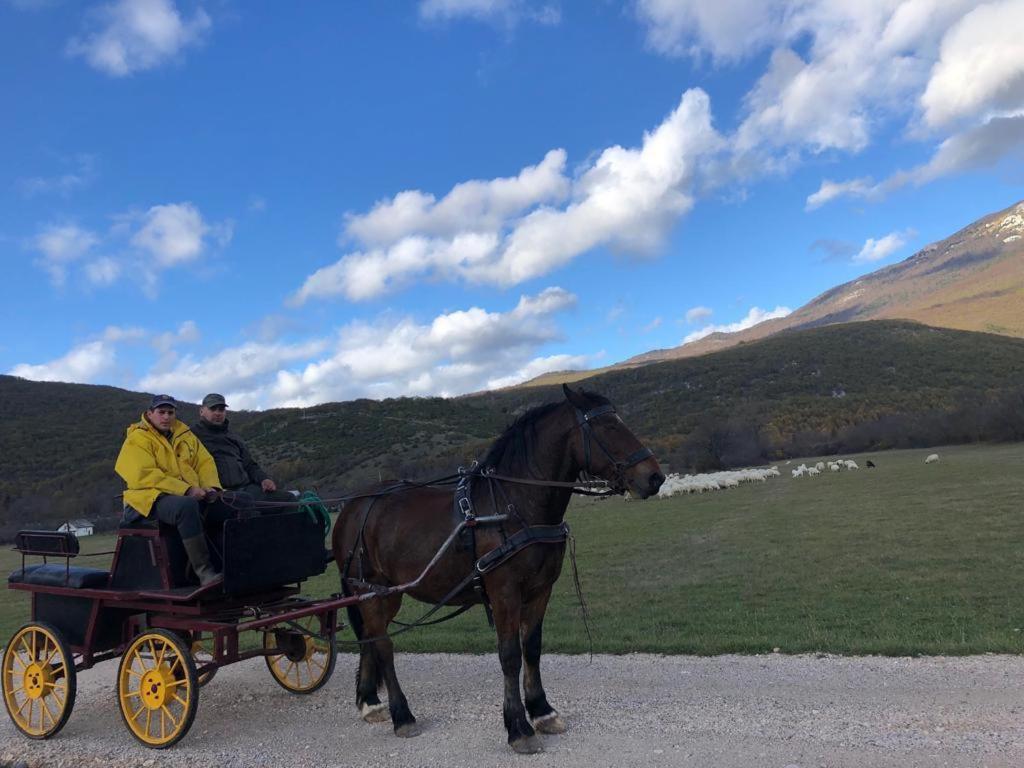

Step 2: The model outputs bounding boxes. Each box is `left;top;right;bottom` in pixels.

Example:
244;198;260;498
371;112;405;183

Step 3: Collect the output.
3;0;1023;408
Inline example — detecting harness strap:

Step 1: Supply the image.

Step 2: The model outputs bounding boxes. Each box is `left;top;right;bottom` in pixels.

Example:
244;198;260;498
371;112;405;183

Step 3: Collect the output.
476;522;570;574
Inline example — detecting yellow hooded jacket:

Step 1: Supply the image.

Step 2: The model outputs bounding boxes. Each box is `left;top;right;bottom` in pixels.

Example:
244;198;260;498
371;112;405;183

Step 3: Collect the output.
115;414;222;515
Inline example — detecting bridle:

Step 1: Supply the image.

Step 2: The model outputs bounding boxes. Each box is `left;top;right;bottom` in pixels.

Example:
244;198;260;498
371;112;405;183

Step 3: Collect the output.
573;402;654;490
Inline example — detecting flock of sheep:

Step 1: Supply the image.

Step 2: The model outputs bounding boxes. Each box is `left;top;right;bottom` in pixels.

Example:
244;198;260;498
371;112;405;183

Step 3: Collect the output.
656;452;941;499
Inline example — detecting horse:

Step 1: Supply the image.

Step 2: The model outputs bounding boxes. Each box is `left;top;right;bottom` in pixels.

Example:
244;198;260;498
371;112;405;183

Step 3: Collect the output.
332;384;665;753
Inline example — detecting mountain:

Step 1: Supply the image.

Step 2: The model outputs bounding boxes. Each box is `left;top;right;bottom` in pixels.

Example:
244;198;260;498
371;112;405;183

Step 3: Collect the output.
3;320;1024;539
526;199;1024;384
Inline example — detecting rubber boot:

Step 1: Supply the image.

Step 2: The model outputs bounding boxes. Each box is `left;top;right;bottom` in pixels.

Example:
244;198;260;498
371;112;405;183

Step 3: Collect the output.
181;535;222;587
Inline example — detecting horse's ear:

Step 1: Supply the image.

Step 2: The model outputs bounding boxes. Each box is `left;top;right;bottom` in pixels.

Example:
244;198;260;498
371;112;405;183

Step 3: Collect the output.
562;383;587;409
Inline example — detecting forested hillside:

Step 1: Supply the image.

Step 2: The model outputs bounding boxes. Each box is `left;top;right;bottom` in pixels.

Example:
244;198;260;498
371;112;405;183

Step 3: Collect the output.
2;320;1023;539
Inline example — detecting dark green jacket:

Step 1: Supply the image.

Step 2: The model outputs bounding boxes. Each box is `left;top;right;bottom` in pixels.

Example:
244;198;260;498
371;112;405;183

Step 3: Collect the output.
191;418;268;490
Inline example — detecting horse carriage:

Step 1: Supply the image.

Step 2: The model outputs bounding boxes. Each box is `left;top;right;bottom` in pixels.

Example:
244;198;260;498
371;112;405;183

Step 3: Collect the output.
3;386;665;754
2;506;348;747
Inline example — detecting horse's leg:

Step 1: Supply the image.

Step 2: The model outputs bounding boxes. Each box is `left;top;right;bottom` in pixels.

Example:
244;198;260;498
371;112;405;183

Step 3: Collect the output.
360;593;420;737
352;604;388;724
521;587;566;735
492;595;543;754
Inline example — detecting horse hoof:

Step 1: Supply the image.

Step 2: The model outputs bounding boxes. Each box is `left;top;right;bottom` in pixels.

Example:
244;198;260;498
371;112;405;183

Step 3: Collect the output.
360;702;389;724
532;712;566;734
510;735;544;754
395;722;422;738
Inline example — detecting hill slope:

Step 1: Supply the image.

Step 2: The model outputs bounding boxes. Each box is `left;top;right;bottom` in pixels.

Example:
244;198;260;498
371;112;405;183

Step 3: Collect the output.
3;320;1023;537
520;199;1024;388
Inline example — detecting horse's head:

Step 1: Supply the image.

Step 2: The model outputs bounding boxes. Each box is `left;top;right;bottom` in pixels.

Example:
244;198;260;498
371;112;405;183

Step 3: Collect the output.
562;384;665;499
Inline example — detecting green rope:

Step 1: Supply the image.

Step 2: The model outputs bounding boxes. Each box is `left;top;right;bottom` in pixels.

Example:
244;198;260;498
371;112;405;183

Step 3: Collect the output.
297;491;331;535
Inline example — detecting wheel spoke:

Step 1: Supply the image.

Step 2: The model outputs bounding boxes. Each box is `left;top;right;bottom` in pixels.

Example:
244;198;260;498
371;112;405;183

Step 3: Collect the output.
146;639;158;668
165;677;189;689
19;636;32;659
145;708;152;738
155;640;167;668
130;703;147;723
169;655;183;676
40;696;55;728
161;704;180;729
10;652;26;671
172;692;189;707
16;696;32;717
121;688;143;701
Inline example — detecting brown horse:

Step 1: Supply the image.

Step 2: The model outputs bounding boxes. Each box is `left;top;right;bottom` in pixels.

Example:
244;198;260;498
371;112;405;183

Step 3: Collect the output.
332;384;664;753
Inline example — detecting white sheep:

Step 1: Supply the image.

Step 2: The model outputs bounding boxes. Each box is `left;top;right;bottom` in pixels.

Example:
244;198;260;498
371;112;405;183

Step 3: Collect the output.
828;462;840;472
925;453;939;464
844;460;859;470
815;462;825;472
807;467;821;476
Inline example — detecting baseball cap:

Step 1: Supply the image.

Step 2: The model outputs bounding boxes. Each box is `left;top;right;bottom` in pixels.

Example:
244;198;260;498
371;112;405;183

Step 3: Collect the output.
150;394;176;409
202;393;228;408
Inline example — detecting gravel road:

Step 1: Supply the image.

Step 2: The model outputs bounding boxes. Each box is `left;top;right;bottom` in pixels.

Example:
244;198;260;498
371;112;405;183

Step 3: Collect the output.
3;653;1023;768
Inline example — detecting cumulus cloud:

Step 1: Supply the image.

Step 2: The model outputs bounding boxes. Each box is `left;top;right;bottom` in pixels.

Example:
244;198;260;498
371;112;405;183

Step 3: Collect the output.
149;287;578;408
9;340;115;383
293;89;721;303
684;305;712;323
418;0;560;26
635;0;790;61
67;0;211;77
31;223;99;286
683;305;792;344
31;201;231;293
486;353;590;390
921;0;1024;129
642;317;663;332
853;230;912;263
131;203;213;266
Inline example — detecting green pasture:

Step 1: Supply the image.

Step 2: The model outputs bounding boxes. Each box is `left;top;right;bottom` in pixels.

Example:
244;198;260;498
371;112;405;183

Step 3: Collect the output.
3;442;1023;656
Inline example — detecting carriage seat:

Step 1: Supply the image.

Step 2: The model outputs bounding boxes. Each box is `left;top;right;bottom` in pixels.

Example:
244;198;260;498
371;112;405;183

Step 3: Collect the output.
8;563;110;589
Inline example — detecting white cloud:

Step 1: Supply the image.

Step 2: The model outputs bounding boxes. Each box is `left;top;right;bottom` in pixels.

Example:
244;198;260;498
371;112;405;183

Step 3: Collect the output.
18;154;96;198
102;325;147;342
921;0;1024;129
486;353;591;390
131;202;214;266
293;89;721;302
67;0;211;77
418;0;560;26
9;340;115;383
31;223;99;286
642;317;663;333
805;177;875;210
635;0;790;61
84;257;121;285
152;320;200;353
149;287;577;408
684;305;713;323
853;230;911;263
683;305;792;344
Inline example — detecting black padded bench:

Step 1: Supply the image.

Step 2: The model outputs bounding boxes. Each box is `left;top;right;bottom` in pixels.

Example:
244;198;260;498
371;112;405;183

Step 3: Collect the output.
8;563;110;589
7;528;110;589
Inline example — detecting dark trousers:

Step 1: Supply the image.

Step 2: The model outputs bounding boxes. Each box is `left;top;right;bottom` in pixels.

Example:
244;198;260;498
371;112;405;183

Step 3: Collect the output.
123;494;240;538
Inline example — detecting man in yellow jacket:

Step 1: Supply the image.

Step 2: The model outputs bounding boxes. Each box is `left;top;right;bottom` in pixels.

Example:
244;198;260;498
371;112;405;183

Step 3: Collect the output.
115;394;223;586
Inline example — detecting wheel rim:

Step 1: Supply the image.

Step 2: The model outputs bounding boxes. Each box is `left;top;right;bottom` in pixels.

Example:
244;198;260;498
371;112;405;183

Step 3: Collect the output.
118;632;196;747
263;616;334;693
2;624;73;738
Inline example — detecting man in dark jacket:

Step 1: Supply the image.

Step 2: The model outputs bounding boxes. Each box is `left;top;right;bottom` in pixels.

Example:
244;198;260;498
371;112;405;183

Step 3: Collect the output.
192;393;294;506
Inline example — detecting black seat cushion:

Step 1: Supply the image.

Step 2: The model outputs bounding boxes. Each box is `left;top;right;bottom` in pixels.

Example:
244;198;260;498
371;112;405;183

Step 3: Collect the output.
8;563;110;589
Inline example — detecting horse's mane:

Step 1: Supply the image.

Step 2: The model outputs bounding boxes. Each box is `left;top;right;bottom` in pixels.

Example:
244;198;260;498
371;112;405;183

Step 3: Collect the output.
481;390;610;474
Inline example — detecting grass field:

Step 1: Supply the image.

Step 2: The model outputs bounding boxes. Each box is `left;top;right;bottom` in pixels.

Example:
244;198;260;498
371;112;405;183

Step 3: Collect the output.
3;442;1023;656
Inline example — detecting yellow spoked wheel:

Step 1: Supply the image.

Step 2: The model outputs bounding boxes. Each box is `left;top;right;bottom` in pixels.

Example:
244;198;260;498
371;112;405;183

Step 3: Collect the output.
263;615;336;694
117;630;198;748
188;633;217;687
2;622;77;739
